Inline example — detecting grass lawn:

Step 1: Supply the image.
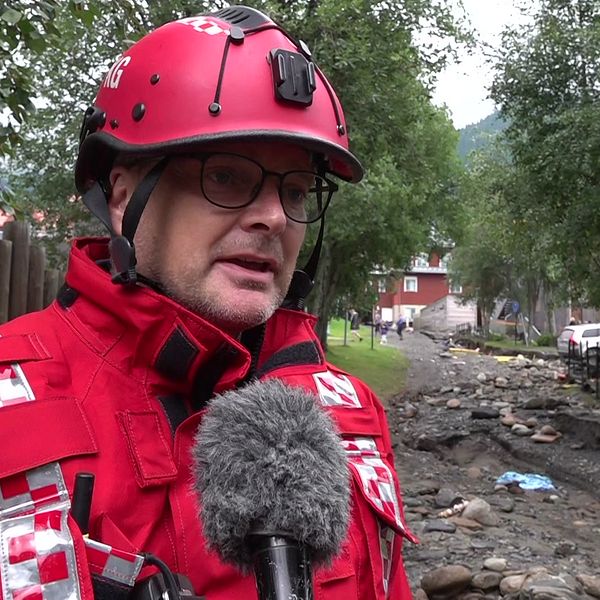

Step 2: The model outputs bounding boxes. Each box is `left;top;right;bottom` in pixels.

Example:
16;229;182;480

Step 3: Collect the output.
325;318;408;400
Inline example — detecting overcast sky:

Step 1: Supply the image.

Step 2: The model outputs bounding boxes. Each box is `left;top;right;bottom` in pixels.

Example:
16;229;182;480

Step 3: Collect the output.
431;0;534;129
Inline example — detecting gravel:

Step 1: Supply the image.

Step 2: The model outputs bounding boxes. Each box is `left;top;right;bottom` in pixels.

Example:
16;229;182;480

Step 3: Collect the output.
383;330;600;599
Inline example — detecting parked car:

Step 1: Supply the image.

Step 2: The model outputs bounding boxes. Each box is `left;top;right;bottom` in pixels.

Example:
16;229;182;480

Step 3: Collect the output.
557;323;600;362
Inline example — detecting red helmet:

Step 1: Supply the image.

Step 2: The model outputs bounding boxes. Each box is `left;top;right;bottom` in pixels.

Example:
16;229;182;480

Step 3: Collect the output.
75;6;363;192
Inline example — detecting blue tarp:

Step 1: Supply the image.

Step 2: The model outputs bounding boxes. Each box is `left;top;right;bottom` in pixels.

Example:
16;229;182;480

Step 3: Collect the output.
495;471;556;491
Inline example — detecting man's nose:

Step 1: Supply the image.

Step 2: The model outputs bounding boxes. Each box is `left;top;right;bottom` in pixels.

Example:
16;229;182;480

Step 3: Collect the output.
240;177;287;234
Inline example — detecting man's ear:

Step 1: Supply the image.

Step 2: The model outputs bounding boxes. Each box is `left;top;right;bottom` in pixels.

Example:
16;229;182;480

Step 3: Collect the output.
107;165;138;235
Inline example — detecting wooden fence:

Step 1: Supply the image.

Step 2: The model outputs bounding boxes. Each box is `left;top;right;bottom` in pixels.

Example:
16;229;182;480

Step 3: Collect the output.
0;221;63;324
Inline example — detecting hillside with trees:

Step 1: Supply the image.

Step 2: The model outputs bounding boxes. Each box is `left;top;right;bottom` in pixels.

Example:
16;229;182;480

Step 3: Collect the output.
457;112;507;160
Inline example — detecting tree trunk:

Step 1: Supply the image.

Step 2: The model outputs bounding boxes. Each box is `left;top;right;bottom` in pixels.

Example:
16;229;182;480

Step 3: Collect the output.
480;301;492;337
307;240;342;349
525;277;540;342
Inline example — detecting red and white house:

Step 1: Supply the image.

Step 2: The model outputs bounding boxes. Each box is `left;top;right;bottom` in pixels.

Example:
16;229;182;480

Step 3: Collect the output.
374;252;472;329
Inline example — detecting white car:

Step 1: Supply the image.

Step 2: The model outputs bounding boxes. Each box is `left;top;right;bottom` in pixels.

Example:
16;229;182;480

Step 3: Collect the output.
557;323;600;362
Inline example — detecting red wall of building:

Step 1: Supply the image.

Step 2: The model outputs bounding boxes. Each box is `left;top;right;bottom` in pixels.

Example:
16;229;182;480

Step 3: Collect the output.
375;272;450;311
378;292;396;309
395;273;449;306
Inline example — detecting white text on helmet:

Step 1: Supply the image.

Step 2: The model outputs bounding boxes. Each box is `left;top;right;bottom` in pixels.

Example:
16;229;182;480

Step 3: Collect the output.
103;56;132;90
178;17;227;36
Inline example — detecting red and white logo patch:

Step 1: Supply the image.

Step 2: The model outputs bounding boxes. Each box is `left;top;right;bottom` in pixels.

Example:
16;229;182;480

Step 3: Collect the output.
342;437;405;532
0;363;35;408
313;371;361;408
179;17;227;36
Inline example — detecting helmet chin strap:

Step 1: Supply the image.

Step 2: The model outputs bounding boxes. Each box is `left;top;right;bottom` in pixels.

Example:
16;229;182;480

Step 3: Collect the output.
82;158;169;285
282;155;329;311
281;214;325;311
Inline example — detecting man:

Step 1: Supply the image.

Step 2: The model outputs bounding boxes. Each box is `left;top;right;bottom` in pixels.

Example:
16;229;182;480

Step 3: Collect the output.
0;7;414;600
397;315;408;340
349;308;363;341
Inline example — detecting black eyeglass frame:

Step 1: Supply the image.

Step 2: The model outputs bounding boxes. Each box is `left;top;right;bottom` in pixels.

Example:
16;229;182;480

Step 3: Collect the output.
185;152;339;224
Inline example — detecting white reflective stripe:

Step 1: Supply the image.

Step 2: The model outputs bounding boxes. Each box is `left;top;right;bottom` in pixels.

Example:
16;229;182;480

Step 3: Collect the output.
342;436;405;532
0;463;69;520
313;371;362;408
0;487;82;600
378;523;395;597
342;436;379;456
84;538;144;587
0;363;35;408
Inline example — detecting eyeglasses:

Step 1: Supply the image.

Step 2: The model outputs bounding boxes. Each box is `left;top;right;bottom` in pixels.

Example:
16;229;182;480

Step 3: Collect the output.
190;152;338;224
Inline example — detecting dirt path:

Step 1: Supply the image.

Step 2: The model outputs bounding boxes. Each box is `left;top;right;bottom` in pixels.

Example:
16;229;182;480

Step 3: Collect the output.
385;331;600;599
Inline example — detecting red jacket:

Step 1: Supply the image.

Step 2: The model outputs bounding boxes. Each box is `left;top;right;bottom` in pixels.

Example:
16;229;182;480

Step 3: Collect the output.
0;238;414;600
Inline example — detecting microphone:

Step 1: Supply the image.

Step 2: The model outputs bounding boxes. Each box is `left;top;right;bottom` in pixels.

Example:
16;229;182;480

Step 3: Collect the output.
192;378;350;600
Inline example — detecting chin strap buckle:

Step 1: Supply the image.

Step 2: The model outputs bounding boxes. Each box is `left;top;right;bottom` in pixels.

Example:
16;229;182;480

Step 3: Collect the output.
281;270;313;310
109;235;137;285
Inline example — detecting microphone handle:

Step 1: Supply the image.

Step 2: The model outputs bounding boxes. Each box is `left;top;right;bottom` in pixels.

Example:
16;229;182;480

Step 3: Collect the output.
250;534;313;600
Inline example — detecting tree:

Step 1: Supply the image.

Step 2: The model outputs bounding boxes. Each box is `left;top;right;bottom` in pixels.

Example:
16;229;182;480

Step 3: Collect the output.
1;1;62;154
450;148;513;335
4;1;198;264
491;0;600;307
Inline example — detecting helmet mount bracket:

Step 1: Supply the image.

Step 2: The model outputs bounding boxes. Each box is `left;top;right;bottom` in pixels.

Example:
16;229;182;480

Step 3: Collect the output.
270;49;316;107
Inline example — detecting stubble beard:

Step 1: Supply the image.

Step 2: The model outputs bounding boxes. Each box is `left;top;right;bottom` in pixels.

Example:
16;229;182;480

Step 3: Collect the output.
148;261;289;334
173;281;286;333
136;235;293;334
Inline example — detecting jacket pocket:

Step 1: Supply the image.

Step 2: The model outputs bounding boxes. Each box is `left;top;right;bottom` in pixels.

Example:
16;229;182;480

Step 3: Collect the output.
314;539;358;600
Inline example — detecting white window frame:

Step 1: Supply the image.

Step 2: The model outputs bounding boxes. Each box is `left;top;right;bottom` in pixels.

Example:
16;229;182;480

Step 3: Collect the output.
377;278;386;293
404;276;418;293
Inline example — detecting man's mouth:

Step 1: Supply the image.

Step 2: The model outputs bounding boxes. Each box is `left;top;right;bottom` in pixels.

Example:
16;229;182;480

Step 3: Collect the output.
227;258;272;273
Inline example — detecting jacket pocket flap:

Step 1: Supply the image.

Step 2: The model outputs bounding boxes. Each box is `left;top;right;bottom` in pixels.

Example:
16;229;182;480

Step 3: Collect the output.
0;396;98;479
0;333;51;363
117;410;178;488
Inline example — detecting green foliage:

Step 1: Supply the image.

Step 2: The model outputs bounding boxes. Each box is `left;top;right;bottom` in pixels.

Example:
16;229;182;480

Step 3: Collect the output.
4;0;468;297
487;332;506;342
490;0;600;307
450;0;600;334
535;333;557;347
1;1;57;153
449;144;514;331
457;112;507;161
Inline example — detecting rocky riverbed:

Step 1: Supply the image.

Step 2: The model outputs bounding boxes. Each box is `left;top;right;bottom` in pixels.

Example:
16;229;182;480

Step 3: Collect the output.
386;331;600;600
